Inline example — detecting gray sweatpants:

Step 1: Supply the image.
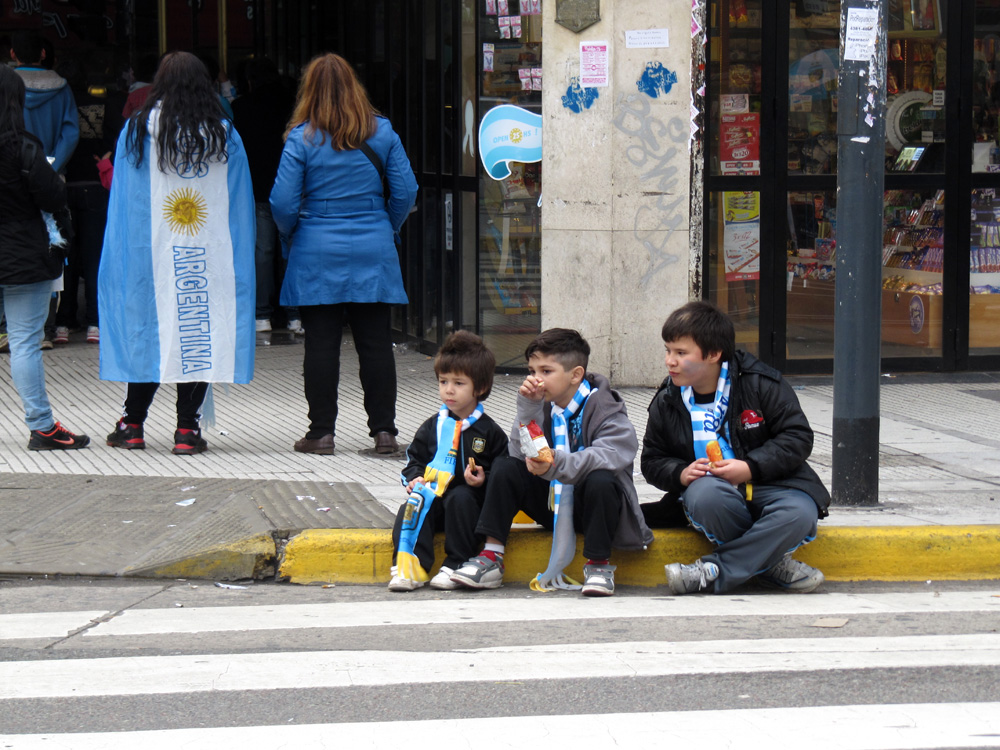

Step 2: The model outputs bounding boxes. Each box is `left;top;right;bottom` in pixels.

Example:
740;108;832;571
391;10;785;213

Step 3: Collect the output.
681;475;818;593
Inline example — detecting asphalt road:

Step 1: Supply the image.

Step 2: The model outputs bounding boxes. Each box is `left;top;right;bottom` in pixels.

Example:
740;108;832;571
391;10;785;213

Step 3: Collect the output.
2;578;999;747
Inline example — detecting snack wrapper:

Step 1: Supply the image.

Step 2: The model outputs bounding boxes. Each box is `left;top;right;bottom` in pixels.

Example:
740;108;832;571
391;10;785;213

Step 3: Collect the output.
519;420;553;463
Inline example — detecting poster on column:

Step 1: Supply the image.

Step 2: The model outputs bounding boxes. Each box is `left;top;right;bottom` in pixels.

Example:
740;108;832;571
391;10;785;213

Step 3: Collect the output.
722;192;760;281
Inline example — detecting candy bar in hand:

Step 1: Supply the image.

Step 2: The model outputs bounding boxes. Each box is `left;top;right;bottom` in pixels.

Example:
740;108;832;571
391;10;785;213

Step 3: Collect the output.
519;420;553;463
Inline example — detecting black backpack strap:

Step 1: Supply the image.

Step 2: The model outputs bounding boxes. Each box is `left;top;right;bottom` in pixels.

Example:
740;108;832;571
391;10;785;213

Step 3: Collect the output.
358;141;390;203
358;141;384;181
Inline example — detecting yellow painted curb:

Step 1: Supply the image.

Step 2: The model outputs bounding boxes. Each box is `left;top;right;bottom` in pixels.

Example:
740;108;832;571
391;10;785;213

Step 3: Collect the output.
278;525;1000;586
129;533;276;580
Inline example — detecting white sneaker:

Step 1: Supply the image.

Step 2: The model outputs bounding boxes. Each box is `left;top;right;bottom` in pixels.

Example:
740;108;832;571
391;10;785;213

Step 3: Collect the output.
53;326;70;345
287;318;304;335
86;326;99;344
255;319;271;332
429;566;459;590
387;565;424;592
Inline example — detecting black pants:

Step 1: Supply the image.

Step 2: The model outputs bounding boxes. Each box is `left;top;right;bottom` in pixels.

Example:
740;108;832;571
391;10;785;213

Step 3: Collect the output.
57;185;107;328
299;302;397;439
123;382;208;430
391;484;484;572
475;455;623;561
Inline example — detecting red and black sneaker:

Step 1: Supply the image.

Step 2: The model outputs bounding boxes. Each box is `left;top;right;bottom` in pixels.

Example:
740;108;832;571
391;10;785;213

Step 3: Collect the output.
172;428;208;455
106;420;145;450
27;422;91;451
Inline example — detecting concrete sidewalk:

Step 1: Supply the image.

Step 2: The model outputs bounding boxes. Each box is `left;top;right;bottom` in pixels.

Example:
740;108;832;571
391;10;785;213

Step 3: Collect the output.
1;331;998;586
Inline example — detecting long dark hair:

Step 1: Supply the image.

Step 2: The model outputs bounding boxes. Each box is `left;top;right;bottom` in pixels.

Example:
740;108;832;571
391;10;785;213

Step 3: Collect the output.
126;50;228;173
0;65;27;160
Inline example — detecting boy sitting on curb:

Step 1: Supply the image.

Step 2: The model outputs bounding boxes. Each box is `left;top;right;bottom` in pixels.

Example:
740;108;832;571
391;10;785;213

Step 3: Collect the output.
641;301;831;594
450;328;653;597
389;331;508;591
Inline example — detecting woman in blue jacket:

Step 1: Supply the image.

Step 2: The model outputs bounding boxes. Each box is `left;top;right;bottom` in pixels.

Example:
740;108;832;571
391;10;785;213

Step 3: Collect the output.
270;53;417;456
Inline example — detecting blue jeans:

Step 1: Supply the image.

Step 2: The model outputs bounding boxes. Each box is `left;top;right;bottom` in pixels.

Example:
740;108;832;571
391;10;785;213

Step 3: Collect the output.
255;201;298;322
682;476;818;593
0;281;55;430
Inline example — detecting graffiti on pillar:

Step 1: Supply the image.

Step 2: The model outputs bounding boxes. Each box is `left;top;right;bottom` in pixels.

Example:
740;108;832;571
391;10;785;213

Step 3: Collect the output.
612;93;688;287
561;77;599;113
636;62;678;98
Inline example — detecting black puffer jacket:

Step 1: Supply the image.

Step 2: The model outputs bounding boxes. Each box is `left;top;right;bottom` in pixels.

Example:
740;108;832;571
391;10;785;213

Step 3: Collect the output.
641;350;831;518
0;132;68;284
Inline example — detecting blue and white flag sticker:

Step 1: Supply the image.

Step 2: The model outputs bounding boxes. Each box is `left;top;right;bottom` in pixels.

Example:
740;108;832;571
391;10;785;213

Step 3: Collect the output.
478;104;542;181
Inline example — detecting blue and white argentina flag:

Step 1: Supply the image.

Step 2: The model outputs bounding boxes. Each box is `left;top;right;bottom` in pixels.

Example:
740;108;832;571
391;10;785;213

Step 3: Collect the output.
478;104;542;180
99;108;255;384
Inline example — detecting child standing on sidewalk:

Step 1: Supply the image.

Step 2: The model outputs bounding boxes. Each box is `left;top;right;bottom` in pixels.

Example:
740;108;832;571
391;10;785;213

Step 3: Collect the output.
389;330;508;591
450;328;653;597
641;301;831;594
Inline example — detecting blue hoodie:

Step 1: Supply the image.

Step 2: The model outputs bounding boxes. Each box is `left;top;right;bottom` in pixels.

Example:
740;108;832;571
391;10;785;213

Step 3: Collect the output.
15;67;79;174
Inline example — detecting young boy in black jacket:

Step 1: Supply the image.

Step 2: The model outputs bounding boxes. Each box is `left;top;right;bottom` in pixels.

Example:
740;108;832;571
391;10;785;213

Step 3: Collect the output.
389;330;508;591
641;301;831;594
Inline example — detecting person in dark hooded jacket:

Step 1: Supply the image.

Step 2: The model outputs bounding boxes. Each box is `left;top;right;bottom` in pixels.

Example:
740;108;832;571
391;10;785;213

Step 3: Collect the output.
642;301;830;595
0;64;89;450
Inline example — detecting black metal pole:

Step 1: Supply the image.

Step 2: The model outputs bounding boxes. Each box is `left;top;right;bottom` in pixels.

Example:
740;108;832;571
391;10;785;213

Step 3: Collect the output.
832;0;887;506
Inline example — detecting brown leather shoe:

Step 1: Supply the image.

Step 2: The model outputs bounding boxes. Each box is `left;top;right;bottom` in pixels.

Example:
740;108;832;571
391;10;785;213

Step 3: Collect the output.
374;431;399;454
294;434;335;455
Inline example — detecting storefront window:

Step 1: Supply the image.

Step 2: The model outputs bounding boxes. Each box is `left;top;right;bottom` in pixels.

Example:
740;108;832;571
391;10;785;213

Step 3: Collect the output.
707;191;760;356
786;191;837;359
881;189;944;357
788;5;838;176
477;2;542;367
885;1;947;173
973;3;1000;171
969;188;1000;353
708;1;762;177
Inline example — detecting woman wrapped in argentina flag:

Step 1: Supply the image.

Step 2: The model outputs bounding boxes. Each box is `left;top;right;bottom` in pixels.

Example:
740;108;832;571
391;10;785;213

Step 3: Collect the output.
98;51;255;455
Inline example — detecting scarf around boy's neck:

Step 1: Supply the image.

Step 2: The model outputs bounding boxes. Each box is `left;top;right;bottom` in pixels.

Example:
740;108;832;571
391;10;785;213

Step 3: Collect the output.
531;379;593;592
437;402;484;440
681;361;735;461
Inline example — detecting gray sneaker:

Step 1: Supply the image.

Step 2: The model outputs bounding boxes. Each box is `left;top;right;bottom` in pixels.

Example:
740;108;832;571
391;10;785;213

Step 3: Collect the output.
758;555;824;593
665;559;719;594
581;564;616;597
450;553;504;589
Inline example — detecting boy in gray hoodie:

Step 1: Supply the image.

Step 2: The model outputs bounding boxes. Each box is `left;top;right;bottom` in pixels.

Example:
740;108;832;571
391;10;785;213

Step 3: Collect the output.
450;328;652;596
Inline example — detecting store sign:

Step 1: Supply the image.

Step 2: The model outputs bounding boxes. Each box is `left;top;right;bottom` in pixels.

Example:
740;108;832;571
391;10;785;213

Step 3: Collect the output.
478;104;543;181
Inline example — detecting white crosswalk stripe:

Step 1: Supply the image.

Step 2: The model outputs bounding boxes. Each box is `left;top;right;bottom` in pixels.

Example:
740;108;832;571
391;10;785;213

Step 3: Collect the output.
6;703;1000;750
2;590;999;747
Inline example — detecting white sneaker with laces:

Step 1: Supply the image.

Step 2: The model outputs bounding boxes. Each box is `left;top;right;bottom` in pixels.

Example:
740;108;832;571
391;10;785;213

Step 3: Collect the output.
287;319;304;335
387;564;424;592
255;319;272;332
53;326;70;345
86;326;99;344
429;566;459;590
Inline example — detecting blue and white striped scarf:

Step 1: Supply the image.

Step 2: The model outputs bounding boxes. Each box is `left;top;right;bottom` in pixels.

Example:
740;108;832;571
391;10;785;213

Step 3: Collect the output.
531;380;593;592
399;402;485;488
549;380;592;508
681;362;735;461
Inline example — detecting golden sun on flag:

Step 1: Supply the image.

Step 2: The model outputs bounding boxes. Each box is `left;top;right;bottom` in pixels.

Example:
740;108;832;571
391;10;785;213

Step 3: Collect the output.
162;188;208;236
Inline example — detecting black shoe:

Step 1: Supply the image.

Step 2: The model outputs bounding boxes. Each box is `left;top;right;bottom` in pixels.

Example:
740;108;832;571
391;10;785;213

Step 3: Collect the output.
106;420;146;449
294;434;335;454
172;428;207;455
28;422;90;451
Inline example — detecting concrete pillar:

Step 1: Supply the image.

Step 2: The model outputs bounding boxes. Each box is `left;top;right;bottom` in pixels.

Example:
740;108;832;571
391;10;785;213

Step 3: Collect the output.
542;1;694;386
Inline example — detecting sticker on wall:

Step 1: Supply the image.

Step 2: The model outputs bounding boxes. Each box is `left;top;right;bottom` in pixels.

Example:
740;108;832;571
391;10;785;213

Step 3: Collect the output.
561;77;599;113
637;62;678;98
478;104;543;180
